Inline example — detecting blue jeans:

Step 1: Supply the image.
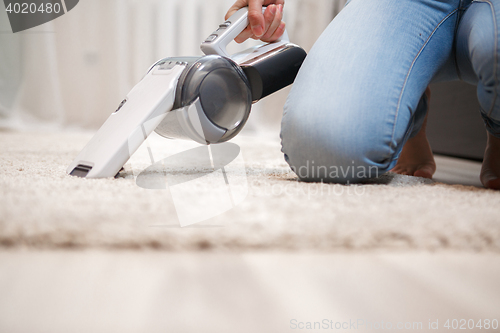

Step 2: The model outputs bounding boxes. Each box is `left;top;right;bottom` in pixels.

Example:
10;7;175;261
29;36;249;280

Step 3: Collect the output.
281;0;500;183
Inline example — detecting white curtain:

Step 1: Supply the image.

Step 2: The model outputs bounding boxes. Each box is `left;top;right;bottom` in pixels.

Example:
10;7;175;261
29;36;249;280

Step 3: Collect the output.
0;0;346;131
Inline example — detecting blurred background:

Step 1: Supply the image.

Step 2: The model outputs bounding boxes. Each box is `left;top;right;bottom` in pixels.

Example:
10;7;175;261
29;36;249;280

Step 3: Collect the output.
0;0;347;134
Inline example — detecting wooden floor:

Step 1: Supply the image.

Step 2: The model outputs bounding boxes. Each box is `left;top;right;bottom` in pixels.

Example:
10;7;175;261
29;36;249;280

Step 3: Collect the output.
0;251;499;333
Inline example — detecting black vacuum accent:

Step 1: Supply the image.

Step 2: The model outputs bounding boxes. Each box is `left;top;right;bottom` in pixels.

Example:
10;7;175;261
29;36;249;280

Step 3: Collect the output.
241;45;307;101
70;164;93;178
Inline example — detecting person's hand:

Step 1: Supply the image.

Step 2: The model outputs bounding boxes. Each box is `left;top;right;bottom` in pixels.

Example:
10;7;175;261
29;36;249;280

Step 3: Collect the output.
225;0;286;43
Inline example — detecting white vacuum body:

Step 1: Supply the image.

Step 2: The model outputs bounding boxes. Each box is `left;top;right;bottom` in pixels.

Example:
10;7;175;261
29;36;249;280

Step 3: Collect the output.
67;7;306;178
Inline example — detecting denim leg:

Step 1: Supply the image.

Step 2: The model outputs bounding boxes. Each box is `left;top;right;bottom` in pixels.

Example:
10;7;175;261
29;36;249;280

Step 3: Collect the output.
281;0;461;183
456;0;500;137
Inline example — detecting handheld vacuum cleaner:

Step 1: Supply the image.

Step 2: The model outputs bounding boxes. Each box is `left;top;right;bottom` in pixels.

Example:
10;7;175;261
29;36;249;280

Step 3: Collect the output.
67;7;307;178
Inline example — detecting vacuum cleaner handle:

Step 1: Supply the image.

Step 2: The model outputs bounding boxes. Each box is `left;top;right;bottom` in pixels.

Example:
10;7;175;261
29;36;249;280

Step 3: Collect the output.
200;7;290;59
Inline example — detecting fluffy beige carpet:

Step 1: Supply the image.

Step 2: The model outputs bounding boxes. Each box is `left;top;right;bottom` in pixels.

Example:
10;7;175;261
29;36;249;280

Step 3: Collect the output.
0;130;499;251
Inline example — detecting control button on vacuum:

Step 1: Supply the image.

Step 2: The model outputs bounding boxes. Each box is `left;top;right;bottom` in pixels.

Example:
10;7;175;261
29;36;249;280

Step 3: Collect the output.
205;34;218;43
159;61;176;70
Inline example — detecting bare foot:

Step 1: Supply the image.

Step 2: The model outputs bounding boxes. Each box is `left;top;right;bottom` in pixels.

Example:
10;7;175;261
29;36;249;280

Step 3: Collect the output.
391;88;436;179
480;132;500;189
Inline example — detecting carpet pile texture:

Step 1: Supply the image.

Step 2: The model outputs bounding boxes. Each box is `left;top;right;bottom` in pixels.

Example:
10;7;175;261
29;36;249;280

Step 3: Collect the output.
1;130;499;251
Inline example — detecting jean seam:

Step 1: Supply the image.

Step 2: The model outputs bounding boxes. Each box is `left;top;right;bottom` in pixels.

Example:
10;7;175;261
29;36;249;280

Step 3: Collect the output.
474;0;498;117
390;9;458;153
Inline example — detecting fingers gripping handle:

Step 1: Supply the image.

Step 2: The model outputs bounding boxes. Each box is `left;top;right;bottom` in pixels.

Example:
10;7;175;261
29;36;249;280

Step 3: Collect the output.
200;7;289;58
